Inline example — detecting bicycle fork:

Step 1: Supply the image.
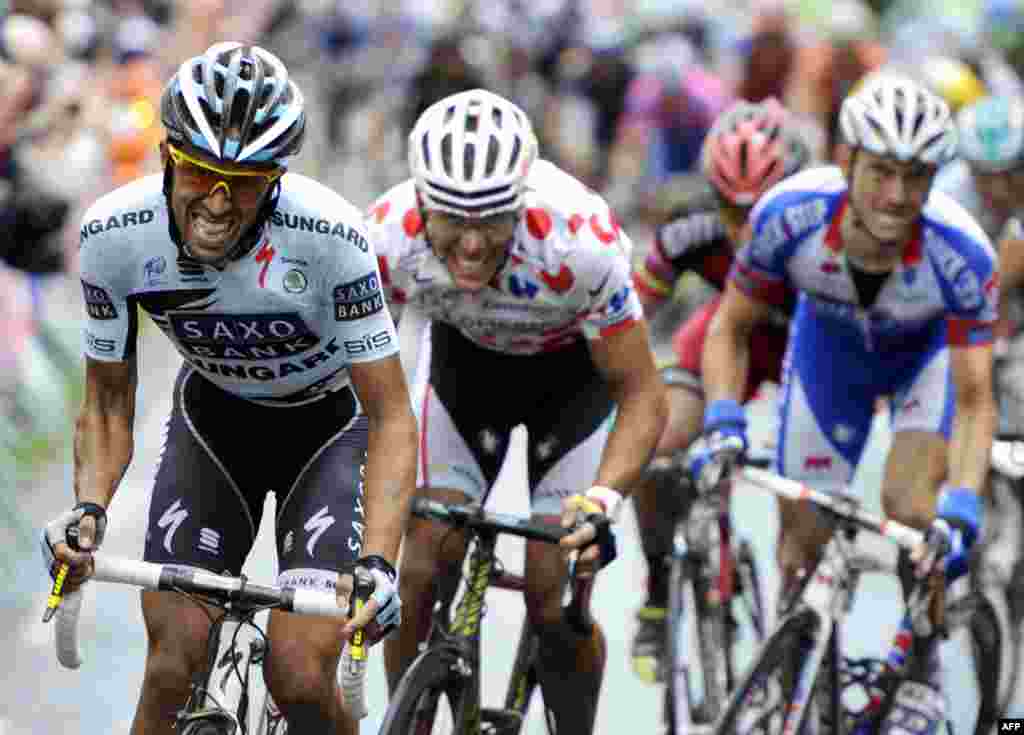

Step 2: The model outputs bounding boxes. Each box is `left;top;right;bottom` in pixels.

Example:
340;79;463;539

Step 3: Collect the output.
780;533;860;735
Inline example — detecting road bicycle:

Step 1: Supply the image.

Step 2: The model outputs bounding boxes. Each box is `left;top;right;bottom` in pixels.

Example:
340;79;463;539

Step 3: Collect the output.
714;463;1003;735
378;497;594;735
53;555;370;734
663;452;767;735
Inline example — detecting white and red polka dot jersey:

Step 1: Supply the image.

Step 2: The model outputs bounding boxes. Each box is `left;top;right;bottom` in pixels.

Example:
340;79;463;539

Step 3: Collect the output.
365;160;644;354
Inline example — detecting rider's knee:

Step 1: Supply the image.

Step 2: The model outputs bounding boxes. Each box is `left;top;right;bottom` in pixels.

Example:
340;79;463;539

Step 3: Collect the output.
882;488;935;531
141;604;211;691
640;458;697;515
399;519;465;593
524;580;565;630
264;637;335;707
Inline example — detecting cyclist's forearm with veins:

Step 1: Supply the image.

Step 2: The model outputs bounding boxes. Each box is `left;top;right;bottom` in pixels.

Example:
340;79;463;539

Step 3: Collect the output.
702;311;752;404
73;389;135;508
597;376;667;493
948;390;996;494
360;412;417;564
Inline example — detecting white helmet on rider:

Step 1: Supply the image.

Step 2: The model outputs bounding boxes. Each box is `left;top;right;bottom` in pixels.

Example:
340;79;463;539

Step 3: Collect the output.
839;71;957;166
408;89;538;218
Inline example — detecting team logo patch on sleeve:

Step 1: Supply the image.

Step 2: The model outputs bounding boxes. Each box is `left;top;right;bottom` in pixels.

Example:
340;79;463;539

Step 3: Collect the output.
81;280;118;320
334;273;384;321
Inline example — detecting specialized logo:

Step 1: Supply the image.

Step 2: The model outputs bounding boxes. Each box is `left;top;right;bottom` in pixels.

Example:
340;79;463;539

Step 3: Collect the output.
169;312;319;360
79;208;155;243
82;280;118;320
304;506;335;558
157;499;188;554
334;273;384;321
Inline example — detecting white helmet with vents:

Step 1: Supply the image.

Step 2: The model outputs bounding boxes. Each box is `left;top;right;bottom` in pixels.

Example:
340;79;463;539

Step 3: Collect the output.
839;72;957;166
408;89;538;218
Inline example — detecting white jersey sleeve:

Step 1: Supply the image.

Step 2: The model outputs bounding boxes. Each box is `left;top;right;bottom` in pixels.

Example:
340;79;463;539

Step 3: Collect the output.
78;180;159;361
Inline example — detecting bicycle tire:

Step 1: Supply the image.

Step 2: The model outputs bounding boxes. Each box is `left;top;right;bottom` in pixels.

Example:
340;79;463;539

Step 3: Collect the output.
504;620;552;735
736;538;767;642
666;552;732;733
378;645;468;735
714;608;820;735
947;593;1005;734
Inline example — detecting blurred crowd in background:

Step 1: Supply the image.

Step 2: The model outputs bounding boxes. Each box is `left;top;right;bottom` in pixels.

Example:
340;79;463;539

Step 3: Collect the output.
3;0;1024;486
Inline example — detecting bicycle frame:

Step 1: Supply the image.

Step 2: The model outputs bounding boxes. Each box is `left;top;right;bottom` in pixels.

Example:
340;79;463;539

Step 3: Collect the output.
178;604;269;734
733;466;930;735
401;500;591;735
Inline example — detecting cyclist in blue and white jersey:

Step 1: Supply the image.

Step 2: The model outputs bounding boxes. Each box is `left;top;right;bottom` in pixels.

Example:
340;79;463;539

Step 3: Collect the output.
40;43;417;735
694;72;997;720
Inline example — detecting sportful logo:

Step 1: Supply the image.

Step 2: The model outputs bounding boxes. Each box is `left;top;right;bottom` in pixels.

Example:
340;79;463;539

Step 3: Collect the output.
304;506;336;557
198;527;221;555
158;499;188;554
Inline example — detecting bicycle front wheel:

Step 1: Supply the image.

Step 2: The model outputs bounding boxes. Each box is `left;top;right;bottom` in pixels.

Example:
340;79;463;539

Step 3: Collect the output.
714;609;820;735
666;553;731;733
946;592;1006;734
379;646;468;735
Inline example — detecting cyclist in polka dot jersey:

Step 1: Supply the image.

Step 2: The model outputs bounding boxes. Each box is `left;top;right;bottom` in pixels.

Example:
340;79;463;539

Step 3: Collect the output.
366;89;667;735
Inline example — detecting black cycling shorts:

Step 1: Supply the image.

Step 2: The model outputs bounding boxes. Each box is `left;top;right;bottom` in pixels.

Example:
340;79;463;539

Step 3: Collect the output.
422;322;615;509
143;365;367;585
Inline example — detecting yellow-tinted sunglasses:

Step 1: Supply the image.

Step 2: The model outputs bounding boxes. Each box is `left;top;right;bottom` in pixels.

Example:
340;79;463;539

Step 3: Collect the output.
167;144;284;203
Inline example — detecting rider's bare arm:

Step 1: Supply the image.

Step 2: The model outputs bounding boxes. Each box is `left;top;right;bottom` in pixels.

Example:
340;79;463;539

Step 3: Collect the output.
702;281;773;404
948;342;997;495
74;356;137;509
349;354;418;565
588;319;668;493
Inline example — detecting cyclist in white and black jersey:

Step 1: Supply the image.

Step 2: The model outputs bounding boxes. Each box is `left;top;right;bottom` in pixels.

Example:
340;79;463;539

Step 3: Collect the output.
40;43;418;735
368;89;667;734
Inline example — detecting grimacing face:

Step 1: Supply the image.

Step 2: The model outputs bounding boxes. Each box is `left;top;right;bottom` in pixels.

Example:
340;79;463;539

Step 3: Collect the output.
848;149;935;244
161;142;280;263
425;210;518;291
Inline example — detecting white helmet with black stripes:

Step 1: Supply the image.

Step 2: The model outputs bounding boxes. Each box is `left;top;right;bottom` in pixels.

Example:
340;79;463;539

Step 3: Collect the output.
839;71;957;166
408;89;538;218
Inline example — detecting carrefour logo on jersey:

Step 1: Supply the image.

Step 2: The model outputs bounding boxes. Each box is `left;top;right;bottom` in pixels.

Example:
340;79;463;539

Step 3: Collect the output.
334;273;384;321
169;312;320;359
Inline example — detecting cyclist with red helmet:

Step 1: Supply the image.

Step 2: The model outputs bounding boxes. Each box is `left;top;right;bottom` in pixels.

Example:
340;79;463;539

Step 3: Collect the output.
630;98;811;682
